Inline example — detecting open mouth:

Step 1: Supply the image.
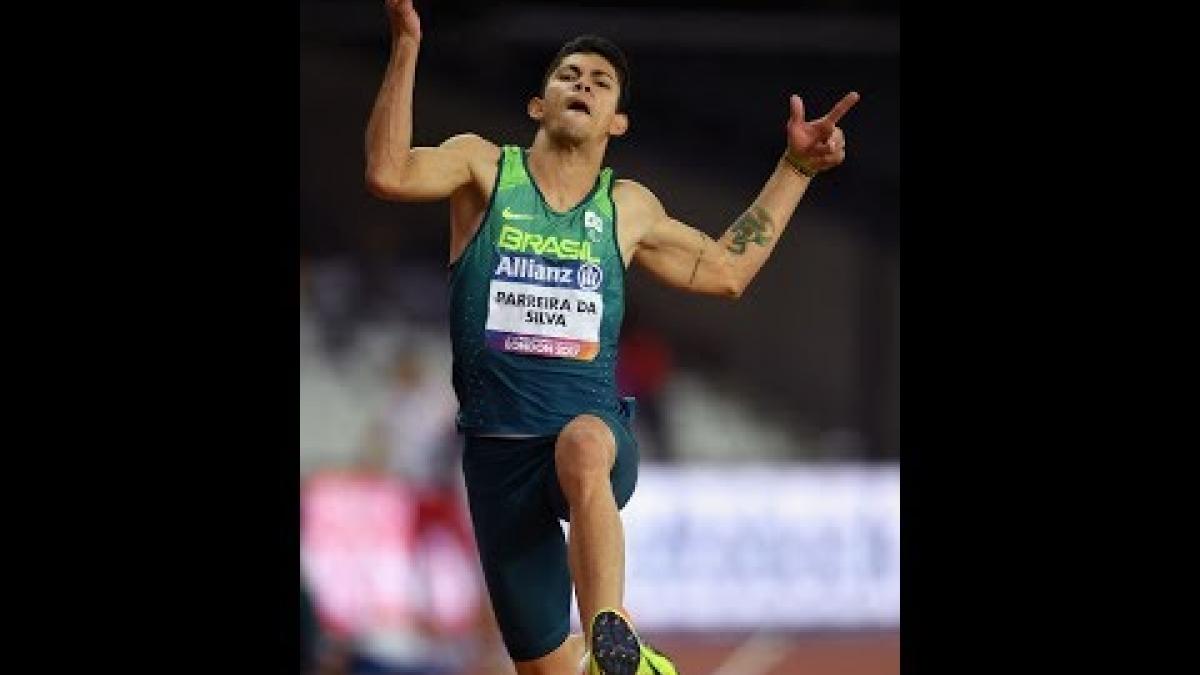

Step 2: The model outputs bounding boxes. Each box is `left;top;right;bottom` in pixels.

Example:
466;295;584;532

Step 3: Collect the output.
566;100;592;115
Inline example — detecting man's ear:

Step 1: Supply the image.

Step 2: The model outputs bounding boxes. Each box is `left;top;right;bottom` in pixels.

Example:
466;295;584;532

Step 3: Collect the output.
528;96;545;122
609;111;629;137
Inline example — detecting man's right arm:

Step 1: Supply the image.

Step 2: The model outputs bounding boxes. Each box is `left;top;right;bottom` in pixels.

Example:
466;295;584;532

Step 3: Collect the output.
364;0;494;202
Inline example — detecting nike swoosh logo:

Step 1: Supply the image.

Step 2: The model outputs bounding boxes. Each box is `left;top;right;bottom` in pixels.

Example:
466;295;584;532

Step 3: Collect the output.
502;207;534;220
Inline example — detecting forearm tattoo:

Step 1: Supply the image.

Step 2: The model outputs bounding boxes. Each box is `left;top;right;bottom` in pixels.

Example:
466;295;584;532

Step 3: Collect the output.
726;205;774;255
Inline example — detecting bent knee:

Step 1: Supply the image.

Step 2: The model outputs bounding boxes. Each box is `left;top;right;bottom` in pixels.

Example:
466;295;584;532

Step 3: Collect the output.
555;416;616;487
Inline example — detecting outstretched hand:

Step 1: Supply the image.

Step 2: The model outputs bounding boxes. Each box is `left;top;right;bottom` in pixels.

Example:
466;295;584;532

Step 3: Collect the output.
786;92;860;175
386;0;422;42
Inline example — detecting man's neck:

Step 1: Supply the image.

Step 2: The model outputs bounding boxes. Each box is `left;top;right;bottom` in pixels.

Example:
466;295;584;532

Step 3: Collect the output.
527;131;608;212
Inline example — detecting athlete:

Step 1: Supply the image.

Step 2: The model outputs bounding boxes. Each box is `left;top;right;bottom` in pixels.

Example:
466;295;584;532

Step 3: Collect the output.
364;2;859;673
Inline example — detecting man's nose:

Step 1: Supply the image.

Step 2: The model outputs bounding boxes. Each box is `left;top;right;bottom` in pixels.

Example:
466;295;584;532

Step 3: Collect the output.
573;82;591;93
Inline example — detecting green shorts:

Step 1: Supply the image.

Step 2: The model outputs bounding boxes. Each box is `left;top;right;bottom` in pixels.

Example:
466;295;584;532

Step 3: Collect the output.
461;398;640;661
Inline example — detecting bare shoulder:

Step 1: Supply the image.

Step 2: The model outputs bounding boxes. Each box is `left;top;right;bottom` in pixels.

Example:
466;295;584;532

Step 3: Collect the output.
440;133;501;164
441;134;502;195
613;178;667;233
613;178;660;209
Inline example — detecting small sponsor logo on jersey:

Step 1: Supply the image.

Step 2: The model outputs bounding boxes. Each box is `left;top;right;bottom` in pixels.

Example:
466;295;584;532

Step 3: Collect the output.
577;262;604;291
584;210;604;242
502;206;535;221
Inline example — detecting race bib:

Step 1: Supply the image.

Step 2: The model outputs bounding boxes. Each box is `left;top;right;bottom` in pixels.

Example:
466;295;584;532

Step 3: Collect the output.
485;254;605;361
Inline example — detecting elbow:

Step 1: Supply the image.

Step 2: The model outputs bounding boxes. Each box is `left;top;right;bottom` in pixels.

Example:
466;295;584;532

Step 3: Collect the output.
721;273;745;301
365;171;384;197
365;167;403;200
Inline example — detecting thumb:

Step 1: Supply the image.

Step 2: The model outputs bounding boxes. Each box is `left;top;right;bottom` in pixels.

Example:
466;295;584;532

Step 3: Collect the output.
789;94;806;123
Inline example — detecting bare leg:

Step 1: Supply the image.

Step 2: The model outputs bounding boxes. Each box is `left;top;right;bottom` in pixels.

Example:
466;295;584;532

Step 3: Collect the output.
555;415;625;642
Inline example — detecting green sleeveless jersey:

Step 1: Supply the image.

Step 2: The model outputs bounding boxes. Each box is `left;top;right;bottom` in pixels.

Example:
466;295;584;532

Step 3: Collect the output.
448;145;626;435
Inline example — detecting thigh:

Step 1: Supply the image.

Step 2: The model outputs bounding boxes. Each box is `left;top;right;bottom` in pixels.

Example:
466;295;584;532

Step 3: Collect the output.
462;435;574;661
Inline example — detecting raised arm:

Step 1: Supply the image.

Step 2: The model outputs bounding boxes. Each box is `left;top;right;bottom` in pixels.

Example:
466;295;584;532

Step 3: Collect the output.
364;1;495;202
627;92;860;299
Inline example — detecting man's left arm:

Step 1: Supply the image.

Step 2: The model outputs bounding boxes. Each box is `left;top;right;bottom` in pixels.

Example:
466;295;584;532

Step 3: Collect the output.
629;91;859;299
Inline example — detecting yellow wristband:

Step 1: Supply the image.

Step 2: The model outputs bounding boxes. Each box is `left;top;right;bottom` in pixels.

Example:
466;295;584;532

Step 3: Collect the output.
783;151;818;178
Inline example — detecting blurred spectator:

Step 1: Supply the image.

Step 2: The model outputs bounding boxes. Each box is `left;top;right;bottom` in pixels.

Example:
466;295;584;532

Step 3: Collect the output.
617;306;676;461
364;349;459;484
345;347;489;672
309;259;364;360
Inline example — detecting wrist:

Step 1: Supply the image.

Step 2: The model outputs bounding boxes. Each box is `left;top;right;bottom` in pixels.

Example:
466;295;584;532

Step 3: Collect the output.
782;150;818;178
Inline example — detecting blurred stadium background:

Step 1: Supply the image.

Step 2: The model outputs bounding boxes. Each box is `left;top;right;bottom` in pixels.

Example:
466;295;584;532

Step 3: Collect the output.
300;1;900;673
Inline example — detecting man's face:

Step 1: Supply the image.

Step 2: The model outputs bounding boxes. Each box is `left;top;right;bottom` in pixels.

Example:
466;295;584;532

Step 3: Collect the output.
533;52;627;143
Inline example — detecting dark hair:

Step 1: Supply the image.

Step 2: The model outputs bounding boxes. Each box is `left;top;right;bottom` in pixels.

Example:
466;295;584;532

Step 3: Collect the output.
541;35;630;112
